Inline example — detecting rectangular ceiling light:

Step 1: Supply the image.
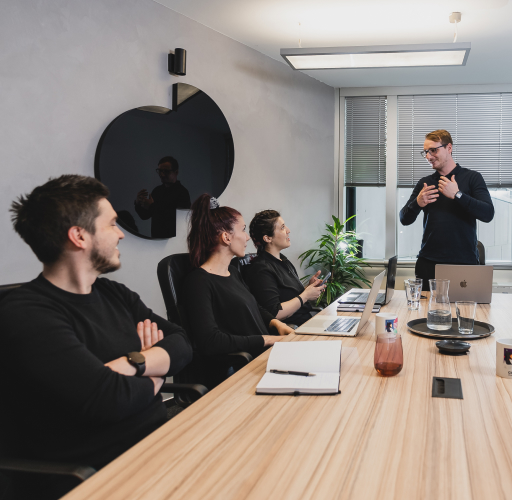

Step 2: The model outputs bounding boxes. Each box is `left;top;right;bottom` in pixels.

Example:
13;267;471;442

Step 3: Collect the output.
281;43;471;70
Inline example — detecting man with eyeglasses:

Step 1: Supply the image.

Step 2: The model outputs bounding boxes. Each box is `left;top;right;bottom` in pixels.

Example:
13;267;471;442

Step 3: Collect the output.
134;156;191;238
399;129;494;290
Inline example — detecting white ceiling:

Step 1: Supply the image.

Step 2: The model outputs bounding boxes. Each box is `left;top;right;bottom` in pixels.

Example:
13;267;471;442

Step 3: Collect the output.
154;0;512;88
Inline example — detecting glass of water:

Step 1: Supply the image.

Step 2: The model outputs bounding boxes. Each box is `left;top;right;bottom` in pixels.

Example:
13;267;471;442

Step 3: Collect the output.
427;279;452;330
456;301;477;334
404;278;422;310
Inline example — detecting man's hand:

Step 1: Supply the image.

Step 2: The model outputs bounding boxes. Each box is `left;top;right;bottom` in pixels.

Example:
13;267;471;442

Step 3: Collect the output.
262;335;282;347
105;356;136;376
135;189;154;208
150;376;165;395
438;175;459;200
308;270;322;286
416;183;439;207
269;319;294;336
137;319;163;351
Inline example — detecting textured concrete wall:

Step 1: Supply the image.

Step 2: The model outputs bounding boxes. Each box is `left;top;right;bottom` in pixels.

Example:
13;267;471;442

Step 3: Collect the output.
0;0;334;315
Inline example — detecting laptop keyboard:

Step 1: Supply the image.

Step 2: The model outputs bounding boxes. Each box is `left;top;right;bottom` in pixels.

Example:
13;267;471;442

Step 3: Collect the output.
346;292;385;303
325;318;359;333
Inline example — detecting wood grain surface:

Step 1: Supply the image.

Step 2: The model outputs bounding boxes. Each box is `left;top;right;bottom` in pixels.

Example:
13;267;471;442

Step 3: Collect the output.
63;292;512;500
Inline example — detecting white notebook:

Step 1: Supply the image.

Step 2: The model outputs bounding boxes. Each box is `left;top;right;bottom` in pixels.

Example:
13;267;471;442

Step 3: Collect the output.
256;341;342;395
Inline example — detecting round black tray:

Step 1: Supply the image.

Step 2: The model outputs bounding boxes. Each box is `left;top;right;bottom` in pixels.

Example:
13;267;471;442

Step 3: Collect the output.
407;318;494;340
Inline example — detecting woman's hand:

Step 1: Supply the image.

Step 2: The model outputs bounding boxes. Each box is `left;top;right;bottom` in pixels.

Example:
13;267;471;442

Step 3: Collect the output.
269;319;294;336
262;335;282;347
301;282;325;302
308;270;322;286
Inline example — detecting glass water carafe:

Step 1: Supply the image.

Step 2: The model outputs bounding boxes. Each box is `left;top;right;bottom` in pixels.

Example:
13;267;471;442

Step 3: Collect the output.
427;279;452;330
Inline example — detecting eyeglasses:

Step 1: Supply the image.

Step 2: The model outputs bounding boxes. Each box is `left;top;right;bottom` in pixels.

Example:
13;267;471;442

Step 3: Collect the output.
420;144;447;158
156;168;177;174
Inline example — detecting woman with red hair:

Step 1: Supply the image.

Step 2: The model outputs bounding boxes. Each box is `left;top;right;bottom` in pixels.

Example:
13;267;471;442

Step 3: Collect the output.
183;195;292;369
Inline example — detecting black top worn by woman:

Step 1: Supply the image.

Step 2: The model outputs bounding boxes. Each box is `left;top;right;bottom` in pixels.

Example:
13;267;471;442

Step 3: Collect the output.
182;265;275;357
244;251;312;327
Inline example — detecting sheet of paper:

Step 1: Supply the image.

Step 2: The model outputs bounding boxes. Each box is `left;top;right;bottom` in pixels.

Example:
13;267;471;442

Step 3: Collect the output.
266;340;341;374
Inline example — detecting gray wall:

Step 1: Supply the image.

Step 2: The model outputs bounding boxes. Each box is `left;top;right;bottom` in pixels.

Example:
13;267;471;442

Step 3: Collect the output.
0;0;334;316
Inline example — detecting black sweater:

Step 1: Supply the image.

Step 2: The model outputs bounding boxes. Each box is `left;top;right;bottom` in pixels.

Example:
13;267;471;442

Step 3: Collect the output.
0;275;192;469
244;252;312;327
182;266;274;357
399;164;494;264
134;181;191;238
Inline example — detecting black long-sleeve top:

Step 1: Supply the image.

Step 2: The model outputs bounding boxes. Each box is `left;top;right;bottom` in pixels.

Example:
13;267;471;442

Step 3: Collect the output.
0;275;192;469
182;266;275;357
399;164;494;264
244;251;312;327
134;181;191;238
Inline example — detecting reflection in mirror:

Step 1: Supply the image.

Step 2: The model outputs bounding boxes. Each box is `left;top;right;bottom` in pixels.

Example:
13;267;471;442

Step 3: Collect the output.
95;83;234;239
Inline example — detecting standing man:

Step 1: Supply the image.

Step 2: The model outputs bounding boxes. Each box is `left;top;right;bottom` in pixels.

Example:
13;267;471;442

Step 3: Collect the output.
399;129;494;289
135;156;191;238
0;175;192;471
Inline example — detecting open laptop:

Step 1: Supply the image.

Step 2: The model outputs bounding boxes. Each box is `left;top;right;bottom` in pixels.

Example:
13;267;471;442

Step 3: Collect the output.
337;256;397;306
295;270;385;337
435;264;493;303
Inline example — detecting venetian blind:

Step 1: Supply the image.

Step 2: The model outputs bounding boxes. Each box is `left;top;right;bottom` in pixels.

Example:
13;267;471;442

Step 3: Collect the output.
397;93;512;188
345;96;387;186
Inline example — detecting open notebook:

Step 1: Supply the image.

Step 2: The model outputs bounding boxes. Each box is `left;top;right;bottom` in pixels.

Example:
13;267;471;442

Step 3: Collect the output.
256;340;342;395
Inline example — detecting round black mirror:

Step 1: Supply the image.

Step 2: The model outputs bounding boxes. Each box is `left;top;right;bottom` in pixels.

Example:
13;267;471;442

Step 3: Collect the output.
95;84;234;239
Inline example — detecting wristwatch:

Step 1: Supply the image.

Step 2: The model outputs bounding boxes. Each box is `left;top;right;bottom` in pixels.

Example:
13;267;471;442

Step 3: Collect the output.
126;351;146;377
455;191;463;199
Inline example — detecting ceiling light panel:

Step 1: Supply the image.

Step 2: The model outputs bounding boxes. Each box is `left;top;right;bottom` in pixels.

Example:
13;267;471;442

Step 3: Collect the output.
281;43;471;70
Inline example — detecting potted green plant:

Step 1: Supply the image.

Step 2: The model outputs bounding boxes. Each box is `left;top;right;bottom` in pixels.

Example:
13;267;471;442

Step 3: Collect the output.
298;215;371;307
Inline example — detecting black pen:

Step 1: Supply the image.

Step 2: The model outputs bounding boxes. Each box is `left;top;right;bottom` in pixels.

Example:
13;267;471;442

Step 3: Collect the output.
270;369;316;377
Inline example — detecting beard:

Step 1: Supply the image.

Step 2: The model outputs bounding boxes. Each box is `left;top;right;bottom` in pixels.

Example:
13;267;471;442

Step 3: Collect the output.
90;244;121;275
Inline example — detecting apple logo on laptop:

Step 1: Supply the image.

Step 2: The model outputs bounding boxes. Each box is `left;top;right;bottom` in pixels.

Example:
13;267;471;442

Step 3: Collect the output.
460;280;467;288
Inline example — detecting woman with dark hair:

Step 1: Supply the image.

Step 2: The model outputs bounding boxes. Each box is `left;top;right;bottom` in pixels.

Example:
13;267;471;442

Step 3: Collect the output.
245;210;324;327
182;195;292;365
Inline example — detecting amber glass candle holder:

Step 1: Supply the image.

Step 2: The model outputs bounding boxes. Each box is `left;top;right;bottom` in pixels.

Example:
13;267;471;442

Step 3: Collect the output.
374;333;403;377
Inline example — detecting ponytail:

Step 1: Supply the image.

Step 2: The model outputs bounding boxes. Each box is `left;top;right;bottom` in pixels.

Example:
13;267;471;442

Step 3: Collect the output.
187;194;241;268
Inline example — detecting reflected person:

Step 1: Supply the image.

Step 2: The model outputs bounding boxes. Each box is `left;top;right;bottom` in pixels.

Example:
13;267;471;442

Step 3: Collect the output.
134;156;191;238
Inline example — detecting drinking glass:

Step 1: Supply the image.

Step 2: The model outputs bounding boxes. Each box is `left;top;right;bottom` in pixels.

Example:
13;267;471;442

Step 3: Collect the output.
404;278;422;311
427;279;452;330
456;301;477;334
374;333;403;377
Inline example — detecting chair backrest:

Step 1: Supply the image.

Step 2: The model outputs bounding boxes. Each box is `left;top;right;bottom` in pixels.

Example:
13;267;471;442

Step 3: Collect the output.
234;253;257;280
477;241;485;265
157;254;193;327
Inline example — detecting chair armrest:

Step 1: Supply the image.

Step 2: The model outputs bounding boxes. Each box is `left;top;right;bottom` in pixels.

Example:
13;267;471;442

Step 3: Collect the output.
161;383;208;399
0;458;96;481
311;306;324;311
226;351;253;364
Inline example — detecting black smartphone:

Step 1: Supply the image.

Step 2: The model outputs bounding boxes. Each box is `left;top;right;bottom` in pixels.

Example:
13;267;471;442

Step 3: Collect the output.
319;271;331;286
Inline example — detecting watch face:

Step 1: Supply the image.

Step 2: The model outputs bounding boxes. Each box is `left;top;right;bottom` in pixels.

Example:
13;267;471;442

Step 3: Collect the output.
128;352;145;364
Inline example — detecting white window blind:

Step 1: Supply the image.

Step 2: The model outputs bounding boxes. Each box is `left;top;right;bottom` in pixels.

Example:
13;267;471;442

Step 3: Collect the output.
397;93;512;188
345;96;387;186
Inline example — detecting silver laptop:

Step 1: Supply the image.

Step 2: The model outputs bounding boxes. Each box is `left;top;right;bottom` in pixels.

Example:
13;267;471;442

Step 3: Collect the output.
435;264;493;303
295;270;385;337
338;256;397;306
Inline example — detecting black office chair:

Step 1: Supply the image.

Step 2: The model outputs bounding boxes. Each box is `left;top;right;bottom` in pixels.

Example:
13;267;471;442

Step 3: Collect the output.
157;253;253;390
477;240;485;265
0;282;207;500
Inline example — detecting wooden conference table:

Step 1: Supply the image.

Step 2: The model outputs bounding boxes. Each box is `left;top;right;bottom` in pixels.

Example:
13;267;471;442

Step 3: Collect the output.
64;292;512;500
